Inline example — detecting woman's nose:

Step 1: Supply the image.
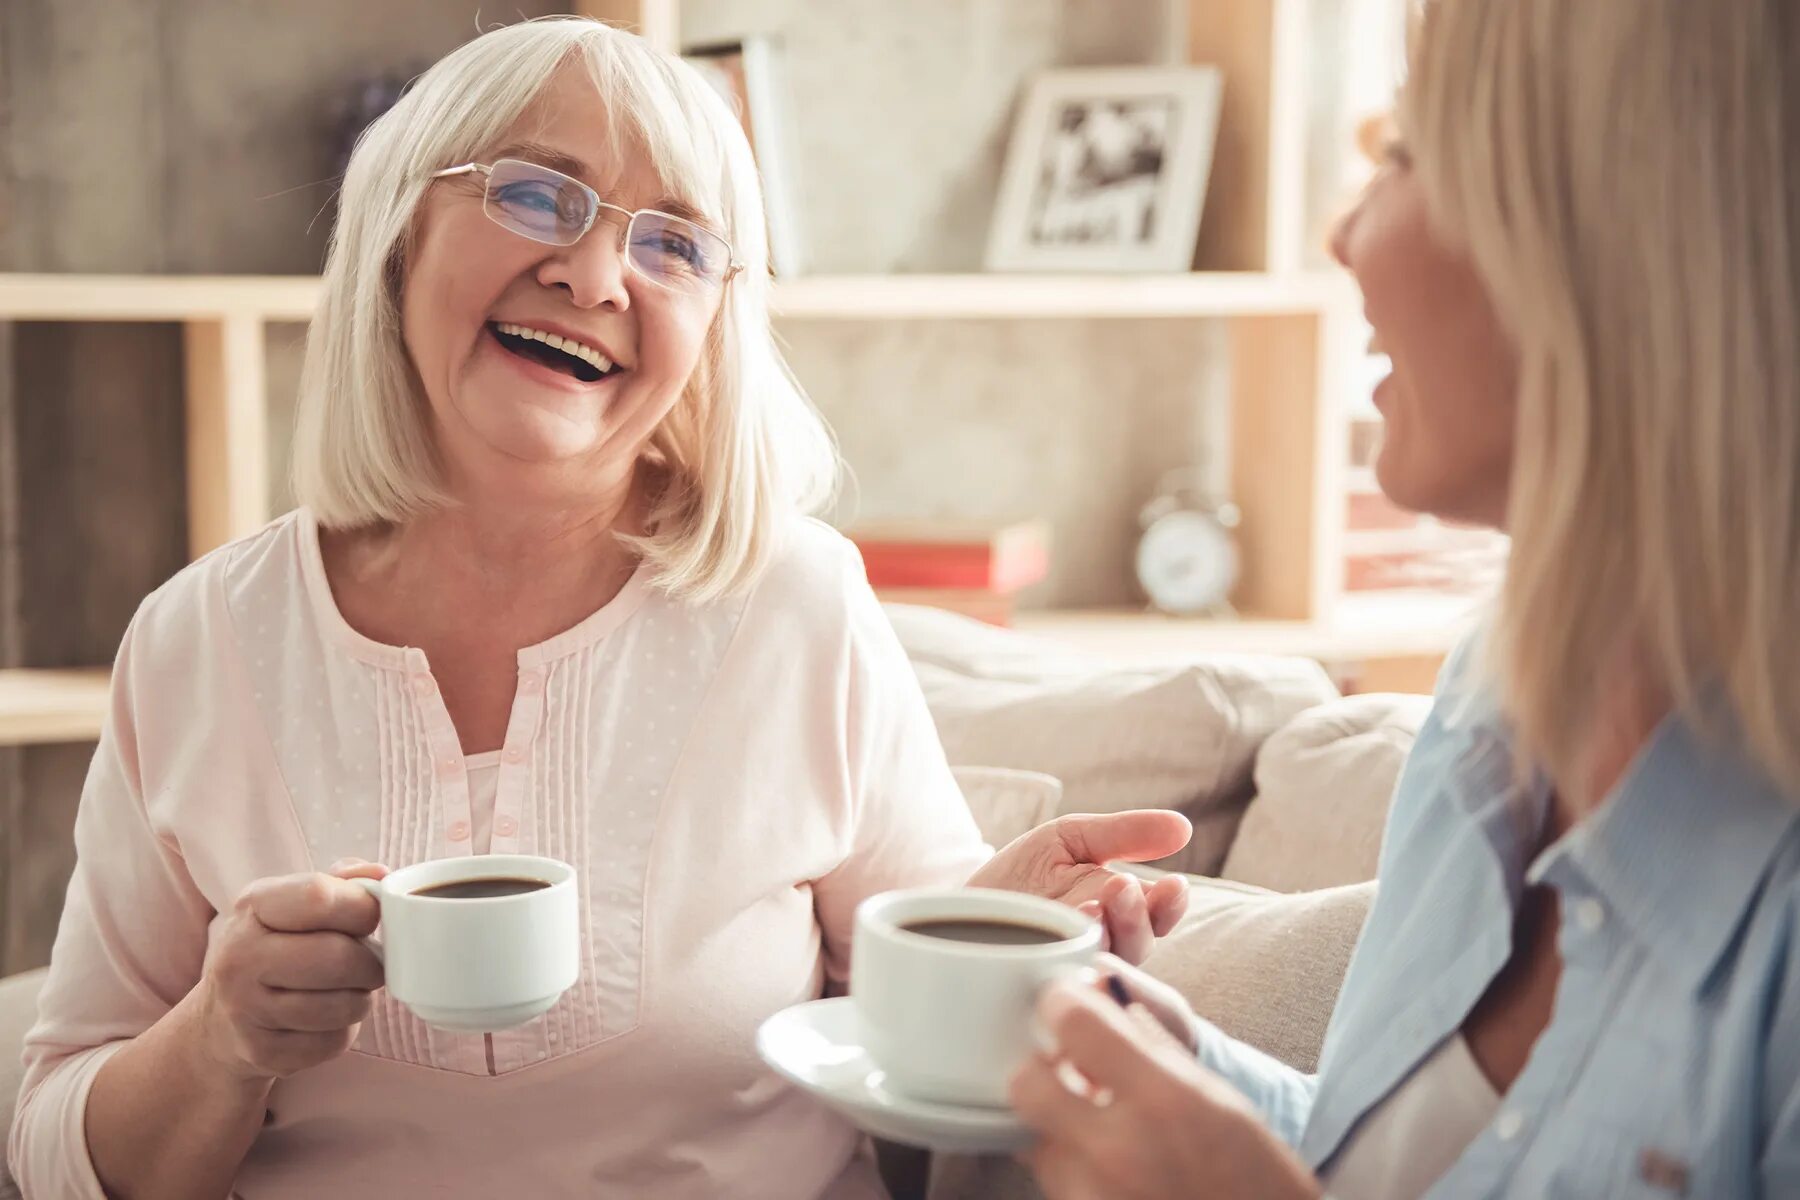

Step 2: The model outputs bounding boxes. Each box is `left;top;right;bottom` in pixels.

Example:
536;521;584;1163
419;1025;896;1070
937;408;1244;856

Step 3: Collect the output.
1328;203;1357;270
536;221;632;310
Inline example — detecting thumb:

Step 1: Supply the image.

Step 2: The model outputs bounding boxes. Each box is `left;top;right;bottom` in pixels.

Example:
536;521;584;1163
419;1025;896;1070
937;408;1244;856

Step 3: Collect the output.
1054;810;1192;867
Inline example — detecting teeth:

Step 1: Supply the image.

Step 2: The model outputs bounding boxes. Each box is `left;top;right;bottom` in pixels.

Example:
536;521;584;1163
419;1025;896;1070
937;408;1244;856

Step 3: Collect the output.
494;322;616;373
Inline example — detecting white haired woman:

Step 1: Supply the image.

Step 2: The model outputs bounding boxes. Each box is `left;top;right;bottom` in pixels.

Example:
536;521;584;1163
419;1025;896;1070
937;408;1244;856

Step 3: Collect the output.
6;19;1189;1200
1013;1;1800;1196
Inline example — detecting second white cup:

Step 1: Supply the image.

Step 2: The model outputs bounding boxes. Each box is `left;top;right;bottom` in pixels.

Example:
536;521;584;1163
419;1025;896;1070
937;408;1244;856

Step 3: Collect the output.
850;886;1100;1108
353;854;580;1032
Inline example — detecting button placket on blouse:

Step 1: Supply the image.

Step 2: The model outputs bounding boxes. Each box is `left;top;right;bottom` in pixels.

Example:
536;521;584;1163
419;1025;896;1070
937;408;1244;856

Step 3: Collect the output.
490;665;547;857
407;652;476;859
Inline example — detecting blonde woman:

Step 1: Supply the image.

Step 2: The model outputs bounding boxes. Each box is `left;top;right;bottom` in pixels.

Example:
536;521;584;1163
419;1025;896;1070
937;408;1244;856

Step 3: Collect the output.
6;19;1190;1200
1014;1;1800;1196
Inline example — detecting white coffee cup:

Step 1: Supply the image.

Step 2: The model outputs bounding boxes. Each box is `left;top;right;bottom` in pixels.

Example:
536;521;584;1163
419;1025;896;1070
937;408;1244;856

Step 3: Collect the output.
352;854;580;1032
850;886;1101;1108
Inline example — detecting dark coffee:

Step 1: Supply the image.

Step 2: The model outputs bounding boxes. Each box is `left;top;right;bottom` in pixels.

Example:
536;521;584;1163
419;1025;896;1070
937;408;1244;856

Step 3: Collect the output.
414;876;550;900
900;918;1067;946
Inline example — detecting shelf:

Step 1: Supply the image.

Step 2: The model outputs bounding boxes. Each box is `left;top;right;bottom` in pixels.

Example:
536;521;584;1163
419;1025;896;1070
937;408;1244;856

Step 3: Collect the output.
1013;590;1480;666
0;669;111;747
772;272;1352;320
0;274;321;322
0;271;1350;325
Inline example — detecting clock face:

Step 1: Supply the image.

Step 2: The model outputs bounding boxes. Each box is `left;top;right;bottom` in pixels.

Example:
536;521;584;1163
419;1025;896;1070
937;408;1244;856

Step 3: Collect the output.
1136;510;1239;614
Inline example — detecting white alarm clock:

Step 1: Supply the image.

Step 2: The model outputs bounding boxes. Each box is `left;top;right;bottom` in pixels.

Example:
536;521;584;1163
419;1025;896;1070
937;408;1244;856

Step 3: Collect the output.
1134;470;1241;617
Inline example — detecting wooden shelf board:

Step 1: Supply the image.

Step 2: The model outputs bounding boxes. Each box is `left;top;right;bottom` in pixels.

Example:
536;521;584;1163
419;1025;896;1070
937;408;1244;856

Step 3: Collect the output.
1012;591;1481;665
773;272;1353;320
0;668;111;746
0;272;1351;324
0;274;320;322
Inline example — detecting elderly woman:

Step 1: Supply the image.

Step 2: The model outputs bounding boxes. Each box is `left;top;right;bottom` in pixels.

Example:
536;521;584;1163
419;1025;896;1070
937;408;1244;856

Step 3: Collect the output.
6;18;1189;1200
1013;1;1800;1197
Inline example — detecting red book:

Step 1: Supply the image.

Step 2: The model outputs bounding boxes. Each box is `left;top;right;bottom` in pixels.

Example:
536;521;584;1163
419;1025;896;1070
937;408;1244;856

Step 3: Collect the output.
847;519;1051;593
875;587;1017;627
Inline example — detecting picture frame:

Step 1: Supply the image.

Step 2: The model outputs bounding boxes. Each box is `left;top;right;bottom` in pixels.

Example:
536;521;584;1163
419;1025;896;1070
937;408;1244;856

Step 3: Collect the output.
985;66;1224;273
683;36;807;278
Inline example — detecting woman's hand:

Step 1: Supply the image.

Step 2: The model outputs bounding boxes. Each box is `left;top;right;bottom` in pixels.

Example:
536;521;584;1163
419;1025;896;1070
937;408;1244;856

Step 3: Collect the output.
190;859;388;1082
965;812;1190;964
1011;980;1322;1200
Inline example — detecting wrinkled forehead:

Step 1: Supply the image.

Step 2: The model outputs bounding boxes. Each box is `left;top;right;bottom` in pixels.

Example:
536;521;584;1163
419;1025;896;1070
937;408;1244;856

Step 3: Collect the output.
477;57;727;227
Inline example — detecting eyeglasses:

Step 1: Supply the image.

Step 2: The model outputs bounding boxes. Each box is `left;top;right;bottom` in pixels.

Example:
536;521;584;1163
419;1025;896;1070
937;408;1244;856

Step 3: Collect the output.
430;158;742;296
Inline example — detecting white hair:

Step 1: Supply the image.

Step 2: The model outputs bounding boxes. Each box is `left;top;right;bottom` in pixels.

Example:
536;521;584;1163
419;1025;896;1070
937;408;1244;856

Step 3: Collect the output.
291;16;837;603
1403;0;1800;791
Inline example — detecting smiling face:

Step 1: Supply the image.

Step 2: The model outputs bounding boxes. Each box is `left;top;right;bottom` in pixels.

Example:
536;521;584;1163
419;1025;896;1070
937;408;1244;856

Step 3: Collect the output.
401;63;725;500
1329;138;1519;530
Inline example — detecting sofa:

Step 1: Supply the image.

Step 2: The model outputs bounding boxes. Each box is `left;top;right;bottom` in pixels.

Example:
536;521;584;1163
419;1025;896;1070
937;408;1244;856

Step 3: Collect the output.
0;605;1432;1200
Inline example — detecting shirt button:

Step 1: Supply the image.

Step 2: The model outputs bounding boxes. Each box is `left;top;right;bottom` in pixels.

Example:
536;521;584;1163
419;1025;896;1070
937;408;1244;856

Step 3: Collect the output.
495;816;518;837
447;821;471;842
504;746;524;763
519;670;543;692
412;674;434;694
1495;1108;1525;1141
1575;898;1607;933
436;757;458;777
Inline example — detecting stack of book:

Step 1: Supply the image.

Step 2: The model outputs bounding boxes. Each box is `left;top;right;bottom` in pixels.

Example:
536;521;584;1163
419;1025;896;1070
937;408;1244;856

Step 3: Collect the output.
847;519;1051;626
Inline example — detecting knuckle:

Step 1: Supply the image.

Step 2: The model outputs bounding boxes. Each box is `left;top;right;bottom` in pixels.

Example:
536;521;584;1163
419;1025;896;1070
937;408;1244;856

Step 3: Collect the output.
299;875;337;915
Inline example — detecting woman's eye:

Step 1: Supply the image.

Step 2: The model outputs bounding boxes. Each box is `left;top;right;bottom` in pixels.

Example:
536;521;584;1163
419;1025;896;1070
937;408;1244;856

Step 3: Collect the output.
498;182;561;213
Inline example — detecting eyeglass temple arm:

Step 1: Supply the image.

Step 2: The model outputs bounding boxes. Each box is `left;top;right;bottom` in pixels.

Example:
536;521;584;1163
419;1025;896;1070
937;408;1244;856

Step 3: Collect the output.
429;162;491;180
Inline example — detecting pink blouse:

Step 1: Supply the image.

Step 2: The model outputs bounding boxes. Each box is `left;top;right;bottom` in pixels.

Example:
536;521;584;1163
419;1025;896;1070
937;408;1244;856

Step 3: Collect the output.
9;509;990;1198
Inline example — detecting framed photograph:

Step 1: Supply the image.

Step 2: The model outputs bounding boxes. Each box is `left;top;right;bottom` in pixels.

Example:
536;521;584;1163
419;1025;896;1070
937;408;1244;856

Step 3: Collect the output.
683;36;807;278
986;67;1224;273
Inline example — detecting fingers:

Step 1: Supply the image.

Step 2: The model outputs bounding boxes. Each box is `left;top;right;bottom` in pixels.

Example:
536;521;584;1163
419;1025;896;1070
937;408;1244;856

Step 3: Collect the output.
1022;1139;1116;1200
1010;1050;1106;1143
1034;978;1168;1093
1145;873;1188;936
254;986;374;1034
1053;811;1193;867
329;857;390;882
253;931;384;992
243;872;382;937
1101;876;1154;966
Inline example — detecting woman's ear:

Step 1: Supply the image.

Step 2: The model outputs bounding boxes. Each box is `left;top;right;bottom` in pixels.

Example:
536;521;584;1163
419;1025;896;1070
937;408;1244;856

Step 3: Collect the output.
1356;109;1397;165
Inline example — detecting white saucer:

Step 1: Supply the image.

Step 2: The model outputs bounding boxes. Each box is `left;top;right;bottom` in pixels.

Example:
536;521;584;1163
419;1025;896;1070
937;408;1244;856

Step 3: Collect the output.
756;997;1033;1154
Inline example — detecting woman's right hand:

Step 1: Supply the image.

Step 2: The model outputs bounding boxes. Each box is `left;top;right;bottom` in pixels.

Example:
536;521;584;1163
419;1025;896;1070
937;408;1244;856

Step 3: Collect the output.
189;859;388;1082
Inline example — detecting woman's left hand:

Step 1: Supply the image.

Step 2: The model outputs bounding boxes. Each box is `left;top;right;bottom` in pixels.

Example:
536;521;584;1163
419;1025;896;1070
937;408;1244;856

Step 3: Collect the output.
1012;980;1322;1200
964;811;1190;965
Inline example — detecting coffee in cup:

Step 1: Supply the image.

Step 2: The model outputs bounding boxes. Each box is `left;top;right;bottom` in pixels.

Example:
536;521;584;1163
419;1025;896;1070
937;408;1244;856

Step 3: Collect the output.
851;886;1100;1108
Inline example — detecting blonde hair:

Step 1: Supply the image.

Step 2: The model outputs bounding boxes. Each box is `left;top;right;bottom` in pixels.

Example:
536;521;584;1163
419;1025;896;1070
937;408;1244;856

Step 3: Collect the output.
1402;0;1800;791
291;17;836;603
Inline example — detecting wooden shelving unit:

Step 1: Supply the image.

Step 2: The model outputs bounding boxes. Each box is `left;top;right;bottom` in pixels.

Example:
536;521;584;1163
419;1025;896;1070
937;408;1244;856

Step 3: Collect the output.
0;0;1369;740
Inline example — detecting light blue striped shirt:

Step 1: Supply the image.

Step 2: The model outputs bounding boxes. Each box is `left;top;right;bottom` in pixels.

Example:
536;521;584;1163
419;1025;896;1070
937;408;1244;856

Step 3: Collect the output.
1196;637;1800;1197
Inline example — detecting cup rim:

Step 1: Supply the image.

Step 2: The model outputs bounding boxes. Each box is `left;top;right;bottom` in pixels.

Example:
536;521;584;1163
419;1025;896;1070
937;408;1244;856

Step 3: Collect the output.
380;854;576;903
857;886;1101;958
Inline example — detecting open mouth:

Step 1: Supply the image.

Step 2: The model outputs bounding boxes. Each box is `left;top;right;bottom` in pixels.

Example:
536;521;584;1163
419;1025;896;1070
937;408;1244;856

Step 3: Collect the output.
487;321;622;385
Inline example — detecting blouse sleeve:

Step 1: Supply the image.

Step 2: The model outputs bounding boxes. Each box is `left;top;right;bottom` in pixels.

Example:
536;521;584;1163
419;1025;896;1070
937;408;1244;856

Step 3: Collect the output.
808;557;992;985
6;611;216;1198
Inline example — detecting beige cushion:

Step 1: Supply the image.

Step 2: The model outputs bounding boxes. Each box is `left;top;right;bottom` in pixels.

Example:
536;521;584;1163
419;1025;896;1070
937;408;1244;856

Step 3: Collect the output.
952;766;1063;850
1221;694;1431;893
927;875;1373;1200
0;969;46;1200
886;604;1339;876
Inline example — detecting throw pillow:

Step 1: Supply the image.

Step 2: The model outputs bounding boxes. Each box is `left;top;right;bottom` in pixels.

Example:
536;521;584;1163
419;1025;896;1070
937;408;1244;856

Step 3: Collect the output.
1222;693;1431;892
886;604;1339;876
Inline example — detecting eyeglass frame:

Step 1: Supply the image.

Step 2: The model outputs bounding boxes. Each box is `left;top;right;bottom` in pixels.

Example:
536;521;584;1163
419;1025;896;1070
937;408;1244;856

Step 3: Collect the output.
429;158;745;291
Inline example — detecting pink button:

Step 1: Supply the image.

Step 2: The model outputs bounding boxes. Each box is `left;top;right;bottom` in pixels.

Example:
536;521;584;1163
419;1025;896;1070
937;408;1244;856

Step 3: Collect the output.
504;746;524;763
437;758;458;777
412;675;434;694
447;821;471;841
495;816;518;837
519;670;543;692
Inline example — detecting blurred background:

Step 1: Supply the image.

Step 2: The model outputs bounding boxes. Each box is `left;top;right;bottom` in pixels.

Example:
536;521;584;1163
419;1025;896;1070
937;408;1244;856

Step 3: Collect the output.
0;0;1501;974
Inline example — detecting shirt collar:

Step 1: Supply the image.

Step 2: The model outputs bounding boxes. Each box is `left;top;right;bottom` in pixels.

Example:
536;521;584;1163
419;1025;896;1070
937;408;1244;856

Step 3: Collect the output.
1529;705;1800;994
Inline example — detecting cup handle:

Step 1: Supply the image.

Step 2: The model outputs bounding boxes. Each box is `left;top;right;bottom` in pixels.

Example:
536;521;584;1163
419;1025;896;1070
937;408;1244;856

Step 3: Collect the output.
349;876;386;965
